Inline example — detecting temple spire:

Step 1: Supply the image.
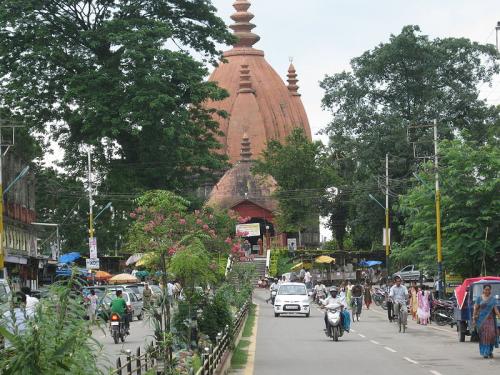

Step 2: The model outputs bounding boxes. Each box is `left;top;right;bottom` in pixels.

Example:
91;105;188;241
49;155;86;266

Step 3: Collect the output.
240;133;253;161
287;63;300;96
238;64;255;94
230;0;260;48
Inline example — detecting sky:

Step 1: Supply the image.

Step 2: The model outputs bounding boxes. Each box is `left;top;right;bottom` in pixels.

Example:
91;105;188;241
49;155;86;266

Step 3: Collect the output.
211;0;500;142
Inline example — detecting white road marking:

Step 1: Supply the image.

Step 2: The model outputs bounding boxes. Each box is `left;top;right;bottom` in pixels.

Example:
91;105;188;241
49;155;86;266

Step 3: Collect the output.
384;346;397;353
358;334;366;338
429;371;443;375
403;357;419;364
370;340;380;345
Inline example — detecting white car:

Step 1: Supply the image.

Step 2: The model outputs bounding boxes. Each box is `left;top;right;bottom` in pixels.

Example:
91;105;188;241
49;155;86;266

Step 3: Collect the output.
274;282;310;318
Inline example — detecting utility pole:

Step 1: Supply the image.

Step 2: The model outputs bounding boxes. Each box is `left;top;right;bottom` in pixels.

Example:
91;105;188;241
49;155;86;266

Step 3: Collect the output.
496;21;500;51
385;153;390;278
433;120;444;299
87;150;97;260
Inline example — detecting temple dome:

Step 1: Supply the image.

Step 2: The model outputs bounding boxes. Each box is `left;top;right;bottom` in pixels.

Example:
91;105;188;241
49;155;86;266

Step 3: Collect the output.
207;0;312;164
207;135;278;212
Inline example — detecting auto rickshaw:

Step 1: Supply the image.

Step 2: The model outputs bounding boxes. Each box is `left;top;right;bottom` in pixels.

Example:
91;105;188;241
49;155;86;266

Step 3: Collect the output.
454;276;500;342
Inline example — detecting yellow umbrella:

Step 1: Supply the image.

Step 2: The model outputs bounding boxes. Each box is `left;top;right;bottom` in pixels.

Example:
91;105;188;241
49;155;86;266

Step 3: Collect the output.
136;253;155;267
315;255;336;264
109;273;139;284
291;262;303;271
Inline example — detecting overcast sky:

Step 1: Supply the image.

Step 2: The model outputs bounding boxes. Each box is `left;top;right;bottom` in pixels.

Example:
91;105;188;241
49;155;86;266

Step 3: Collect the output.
211;0;500;142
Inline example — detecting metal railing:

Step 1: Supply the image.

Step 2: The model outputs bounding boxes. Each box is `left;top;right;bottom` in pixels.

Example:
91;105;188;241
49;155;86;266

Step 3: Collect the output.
195;302;249;375
113;341;161;375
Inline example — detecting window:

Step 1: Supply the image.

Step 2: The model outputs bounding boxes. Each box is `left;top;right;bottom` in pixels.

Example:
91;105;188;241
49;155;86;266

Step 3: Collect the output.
278;285;307;296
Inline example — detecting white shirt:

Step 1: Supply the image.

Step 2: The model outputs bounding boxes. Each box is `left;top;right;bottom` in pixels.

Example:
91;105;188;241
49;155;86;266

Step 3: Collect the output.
389;285;408;304
270;283;279;291
322;295;347;308
167;283;174;296
2;308;27;348
25;295;39;318
304;272;312;283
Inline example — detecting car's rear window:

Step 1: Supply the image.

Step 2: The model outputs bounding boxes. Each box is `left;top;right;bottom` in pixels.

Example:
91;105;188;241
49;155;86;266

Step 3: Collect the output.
278;285;307;295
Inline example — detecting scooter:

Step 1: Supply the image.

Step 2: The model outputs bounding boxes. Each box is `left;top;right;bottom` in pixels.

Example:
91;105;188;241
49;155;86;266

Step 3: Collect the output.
109;313;128;344
270;289;277;305
326;302;344;342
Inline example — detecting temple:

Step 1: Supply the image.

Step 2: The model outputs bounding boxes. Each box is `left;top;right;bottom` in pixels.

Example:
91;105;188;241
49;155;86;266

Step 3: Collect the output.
206;0;319;253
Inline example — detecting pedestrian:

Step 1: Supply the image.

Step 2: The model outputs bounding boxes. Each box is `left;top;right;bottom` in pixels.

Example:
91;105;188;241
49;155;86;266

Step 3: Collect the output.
86;289;98;323
346;280;353;307
473;284;500;359
417;286;430;325
2;292;28;348
385;280;394;322
351;282;363;321
20;286;39;318
304;269;312;290
410;283;418;320
433;279;440;299
143;283;153;309
364;282;372;309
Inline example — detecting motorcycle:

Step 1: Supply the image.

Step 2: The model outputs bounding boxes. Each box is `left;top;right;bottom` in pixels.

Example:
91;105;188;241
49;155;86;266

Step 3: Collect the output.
431;299;455;327
326;302;344;342
109;313;128;344
314;290;326;304
372;287;386;307
270;289;277;305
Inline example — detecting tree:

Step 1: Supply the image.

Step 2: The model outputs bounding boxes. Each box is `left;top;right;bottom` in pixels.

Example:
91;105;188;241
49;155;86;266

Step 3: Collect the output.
393;139;499;277
0;0;235;195
253;128;336;242
320;25;500;250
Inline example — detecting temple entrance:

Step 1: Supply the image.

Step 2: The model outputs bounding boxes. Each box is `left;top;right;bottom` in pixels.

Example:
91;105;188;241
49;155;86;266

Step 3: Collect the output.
244;218;275;255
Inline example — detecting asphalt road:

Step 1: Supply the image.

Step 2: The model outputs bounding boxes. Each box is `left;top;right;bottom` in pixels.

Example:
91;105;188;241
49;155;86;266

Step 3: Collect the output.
253;289;499;375
93;317;155;372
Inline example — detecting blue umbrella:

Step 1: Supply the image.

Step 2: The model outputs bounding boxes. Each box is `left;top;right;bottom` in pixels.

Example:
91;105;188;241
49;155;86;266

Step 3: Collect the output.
359;260;383;267
58;252;81;264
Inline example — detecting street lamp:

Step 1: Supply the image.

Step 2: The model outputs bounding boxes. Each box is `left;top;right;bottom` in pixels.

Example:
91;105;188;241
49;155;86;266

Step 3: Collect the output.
94;202;112;221
368;194;390;278
31;222;60;260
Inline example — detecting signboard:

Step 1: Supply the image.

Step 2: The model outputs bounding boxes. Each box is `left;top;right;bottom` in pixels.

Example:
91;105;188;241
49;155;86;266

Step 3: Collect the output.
236;223;261;237
89;237;97;259
287;238;297;252
382;228;391;246
445;273;463;294
86;258;100;270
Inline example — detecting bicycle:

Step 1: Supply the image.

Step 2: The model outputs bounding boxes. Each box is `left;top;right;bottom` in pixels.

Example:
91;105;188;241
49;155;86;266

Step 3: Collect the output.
394;301;408;333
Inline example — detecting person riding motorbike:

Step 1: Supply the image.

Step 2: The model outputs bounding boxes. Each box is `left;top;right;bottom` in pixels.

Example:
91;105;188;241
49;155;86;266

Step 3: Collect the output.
110;290;131;334
267;278;279;304
321;287;348;336
389;276;409;325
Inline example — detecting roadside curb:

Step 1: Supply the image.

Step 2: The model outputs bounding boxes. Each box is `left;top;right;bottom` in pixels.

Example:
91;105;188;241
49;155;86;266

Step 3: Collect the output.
243;304;259;375
217;306;250;375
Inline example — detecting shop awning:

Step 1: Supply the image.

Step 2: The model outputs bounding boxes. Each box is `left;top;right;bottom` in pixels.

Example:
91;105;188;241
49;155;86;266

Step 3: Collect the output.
315;255;335;264
5;255;28;265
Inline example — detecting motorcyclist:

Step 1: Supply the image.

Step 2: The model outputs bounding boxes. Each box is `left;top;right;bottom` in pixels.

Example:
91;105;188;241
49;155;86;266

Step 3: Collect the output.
321;287;347;335
267;278;279;304
110;290;131;334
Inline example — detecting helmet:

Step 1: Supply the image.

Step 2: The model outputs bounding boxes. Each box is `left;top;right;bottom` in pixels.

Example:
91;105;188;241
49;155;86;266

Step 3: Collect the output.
329;286;338;293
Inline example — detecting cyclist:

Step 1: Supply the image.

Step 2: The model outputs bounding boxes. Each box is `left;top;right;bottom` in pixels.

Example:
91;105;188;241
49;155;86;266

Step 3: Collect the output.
389;276;409;329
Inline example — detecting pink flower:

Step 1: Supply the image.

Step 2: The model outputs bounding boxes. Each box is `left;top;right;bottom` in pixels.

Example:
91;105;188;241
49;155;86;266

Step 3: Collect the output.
196;219;203;225
236;230;249;238
208;229;216;238
179;218;186;225
168;247;177;256
224;237;232;244
203;224;209;230
231;244;240;254
129;212;137;219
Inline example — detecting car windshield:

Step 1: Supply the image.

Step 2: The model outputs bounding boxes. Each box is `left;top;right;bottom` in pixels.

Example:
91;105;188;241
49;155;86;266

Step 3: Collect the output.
472;283;500;300
150;285;162;294
126;285;141;295
278;285;307;296
106;293;130;303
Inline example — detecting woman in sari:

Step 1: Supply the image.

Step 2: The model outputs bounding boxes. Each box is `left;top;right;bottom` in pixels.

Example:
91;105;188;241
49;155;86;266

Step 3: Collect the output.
410;284;418;321
473;284;500;358
364;282;372;309
417;286;430;325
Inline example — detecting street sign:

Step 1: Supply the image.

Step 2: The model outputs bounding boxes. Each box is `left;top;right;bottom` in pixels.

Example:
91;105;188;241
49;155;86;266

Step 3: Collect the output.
89;237;97;259
86;258;100;270
382;228;391;246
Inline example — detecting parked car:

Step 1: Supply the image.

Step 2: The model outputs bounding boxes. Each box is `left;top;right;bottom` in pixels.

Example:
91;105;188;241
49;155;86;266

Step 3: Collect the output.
98;290;144;322
454;277;500;342
392;265;427;282
274;282;310;318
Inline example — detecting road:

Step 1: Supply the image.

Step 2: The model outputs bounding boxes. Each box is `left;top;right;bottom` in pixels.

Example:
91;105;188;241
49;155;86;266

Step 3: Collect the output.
93;317;155;372
252;289;499;375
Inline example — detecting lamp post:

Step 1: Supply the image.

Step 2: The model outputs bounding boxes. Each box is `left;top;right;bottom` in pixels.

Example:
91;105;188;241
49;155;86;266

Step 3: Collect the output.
31;222;60;260
368;194;390;278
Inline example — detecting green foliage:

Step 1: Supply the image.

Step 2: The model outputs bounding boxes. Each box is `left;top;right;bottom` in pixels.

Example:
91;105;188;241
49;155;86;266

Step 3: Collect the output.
253;128;337;234
0;278;101;374
198;290;233;342
394;140;499;276
0;0;235;195
269;248;293;277
320;25;500;250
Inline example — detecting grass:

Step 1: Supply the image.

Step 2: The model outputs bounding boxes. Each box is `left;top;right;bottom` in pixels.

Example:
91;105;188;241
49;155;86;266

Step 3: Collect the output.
230;303;257;369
